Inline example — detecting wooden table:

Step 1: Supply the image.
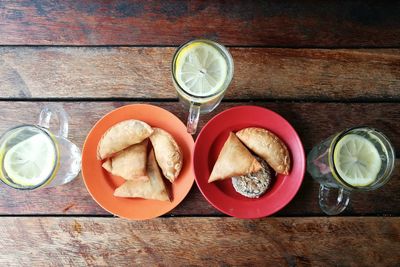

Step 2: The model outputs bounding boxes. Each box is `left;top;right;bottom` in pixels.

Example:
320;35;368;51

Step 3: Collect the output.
0;1;399;266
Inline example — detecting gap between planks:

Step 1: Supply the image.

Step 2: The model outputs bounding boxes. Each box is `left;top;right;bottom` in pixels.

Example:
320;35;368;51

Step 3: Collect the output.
1;98;400;103
0;214;398;218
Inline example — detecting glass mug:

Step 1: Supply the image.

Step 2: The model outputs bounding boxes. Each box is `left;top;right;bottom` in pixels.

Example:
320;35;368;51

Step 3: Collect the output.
0;105;81;190
307;126;395;215
172;39;234;134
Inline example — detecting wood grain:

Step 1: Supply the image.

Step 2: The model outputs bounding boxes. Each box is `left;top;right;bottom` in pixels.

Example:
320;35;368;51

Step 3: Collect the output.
0;1;400;46
0;217;398;266
1;47;399;100
0;101;398;216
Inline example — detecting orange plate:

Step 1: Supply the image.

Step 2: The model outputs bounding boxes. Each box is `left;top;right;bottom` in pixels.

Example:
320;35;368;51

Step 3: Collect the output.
82;104;194;220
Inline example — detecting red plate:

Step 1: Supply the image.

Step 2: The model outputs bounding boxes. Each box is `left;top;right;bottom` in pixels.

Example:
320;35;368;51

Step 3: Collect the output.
194;106;305;218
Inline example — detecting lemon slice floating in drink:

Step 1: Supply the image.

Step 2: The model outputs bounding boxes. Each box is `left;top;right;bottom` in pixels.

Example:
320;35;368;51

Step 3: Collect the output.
333;134;381;187
3;133;57;187
175;41;228;96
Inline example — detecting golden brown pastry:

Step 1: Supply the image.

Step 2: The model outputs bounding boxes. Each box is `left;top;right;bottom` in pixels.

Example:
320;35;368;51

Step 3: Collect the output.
102;140;148;180
208;132;262;183
114;149;170;201
149;128;182;183
97;119;153;160
236;127;290;175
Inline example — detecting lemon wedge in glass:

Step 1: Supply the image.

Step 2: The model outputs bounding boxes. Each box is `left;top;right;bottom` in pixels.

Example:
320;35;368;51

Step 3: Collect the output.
333;134;381;187
3;133;56;187
175;41;228;96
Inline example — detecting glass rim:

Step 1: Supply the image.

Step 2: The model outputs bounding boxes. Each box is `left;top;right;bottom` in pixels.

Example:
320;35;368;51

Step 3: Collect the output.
328;126;395;191
171;39;234;99
0;124;59;190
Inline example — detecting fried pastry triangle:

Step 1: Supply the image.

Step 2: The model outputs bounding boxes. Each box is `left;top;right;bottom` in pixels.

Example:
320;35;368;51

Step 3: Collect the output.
208;132;262;183
102;139;148;180
114;148;170;201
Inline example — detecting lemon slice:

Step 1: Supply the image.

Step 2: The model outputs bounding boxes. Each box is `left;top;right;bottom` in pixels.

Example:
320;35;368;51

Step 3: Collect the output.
333;134;381;187
175;41;228;96
4;133;56;187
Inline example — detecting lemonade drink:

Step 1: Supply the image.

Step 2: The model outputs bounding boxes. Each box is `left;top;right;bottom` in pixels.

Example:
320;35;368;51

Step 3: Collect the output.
307;127;395;215
307;127;394;190
0;126;57;189
172;39;234;133
0;127;58;188
0;125;81;190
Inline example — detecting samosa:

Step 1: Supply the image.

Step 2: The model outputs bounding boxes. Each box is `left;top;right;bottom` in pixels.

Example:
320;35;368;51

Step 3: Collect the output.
102;140;148;180
149;128;182;183
208;132;262;183
97;119;153;160
114;148;170;202
236;127;290;175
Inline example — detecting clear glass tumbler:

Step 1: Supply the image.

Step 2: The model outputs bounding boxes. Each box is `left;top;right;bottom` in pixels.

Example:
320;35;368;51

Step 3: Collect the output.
172;39;234;134
0;105;81;190
307;126;395;215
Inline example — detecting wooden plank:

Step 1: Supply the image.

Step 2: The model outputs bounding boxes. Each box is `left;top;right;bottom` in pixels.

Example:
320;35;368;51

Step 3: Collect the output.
0;101;398;216
1;162;399;217
0;1;400;46
0;217;398;266
1;47;399;100
0;102;398;158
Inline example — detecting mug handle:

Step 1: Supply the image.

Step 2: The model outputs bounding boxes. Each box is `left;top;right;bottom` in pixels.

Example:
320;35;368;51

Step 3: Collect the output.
318;184;350;215
187;102;200;135
38;104;69;138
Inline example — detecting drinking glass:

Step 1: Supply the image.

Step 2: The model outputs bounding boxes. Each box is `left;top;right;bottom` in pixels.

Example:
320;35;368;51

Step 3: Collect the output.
0;105;81;190
307;126;395;215
172;39;234;134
